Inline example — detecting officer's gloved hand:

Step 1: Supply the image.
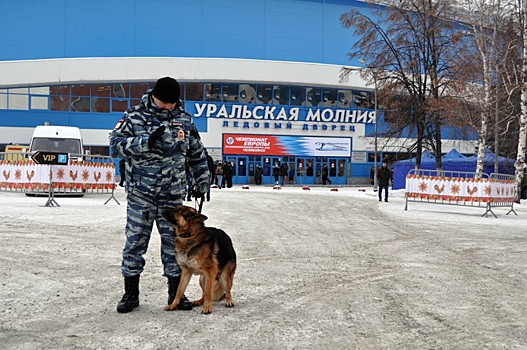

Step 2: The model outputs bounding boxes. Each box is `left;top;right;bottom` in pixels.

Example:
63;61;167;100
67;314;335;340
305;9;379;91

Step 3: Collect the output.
191;186;205;199
148;126;166;149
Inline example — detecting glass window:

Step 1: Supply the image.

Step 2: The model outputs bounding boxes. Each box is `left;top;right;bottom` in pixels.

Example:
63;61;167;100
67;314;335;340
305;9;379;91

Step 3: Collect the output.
0;93;7;109
337;90;352;108
50;85;70;95
306;87;322;107
353;90;369;108
205;83;221;102
185;83;203;101
8;94;28;110
31;96;48;109
239;84;256;104
31;137;81;153
130;98;141;107
91;97;109;112
91;84;111;97
321;88;337;107
89;146;109;156
222;84;238;102
273;85;289;105
290;86;306;106
50;96;70;111
130;83;148;98
71;97;90;112
9;87;28;94
257;85;273;104
71;85;90;96
368;153;381;162
30;87;50;95
112;84;128;98
112;99;128;112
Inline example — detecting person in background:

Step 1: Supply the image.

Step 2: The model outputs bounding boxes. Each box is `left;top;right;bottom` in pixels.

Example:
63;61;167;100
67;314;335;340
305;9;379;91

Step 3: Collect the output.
215;160;223;189
255;164;263;185
280;162;288;185
225;161;234;188
377;162;391;202
204;149;214;201
109;76;210;314
272;163;280;185
321;164;331;185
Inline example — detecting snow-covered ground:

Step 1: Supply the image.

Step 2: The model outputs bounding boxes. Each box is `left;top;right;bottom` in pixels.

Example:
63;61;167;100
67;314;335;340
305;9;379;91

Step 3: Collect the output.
1;185;526;349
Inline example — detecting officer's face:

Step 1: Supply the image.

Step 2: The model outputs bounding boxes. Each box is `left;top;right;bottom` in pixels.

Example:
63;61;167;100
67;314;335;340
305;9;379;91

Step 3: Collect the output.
153;96;177;111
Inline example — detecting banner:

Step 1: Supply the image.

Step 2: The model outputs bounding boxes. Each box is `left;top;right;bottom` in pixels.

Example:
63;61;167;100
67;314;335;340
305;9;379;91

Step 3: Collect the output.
405;174;514;203
223;134;351;157
0;160;115;190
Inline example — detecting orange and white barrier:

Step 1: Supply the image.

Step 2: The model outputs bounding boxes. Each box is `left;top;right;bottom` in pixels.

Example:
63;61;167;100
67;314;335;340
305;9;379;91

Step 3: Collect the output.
0;159;115;190
404;170;516;217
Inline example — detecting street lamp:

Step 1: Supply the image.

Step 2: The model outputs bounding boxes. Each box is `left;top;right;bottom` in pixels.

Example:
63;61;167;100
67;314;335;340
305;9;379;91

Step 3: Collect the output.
359;58;379;191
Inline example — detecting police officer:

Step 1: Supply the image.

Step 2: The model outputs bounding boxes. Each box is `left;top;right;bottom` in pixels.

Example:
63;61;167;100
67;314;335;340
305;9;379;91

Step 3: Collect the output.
110;76;210;313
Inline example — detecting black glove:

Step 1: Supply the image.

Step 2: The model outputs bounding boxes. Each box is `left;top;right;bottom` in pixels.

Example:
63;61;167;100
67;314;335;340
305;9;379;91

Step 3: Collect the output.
191;186;205;199
147;126;166;149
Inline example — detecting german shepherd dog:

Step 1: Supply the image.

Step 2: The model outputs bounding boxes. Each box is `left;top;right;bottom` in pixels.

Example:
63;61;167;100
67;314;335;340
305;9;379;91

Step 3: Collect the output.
163;205;237;314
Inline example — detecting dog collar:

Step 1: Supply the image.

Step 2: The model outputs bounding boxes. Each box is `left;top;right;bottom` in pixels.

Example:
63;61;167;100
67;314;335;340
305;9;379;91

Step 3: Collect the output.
179;232;191;238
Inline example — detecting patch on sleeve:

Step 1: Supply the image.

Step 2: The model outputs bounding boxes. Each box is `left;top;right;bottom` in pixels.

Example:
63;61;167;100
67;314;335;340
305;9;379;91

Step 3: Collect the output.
113;119;125;130
178;130;185;141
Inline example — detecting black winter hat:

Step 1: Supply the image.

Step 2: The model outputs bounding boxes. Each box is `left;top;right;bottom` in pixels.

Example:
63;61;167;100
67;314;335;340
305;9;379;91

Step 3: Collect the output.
152;77;180;103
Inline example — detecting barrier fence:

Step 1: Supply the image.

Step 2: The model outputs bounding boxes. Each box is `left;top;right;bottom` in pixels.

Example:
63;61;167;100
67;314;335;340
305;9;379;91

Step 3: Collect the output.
404;169;516;218
0;152;120;206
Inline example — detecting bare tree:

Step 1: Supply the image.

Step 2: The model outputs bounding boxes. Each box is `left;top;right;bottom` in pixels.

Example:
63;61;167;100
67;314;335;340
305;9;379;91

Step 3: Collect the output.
340;0;466;171
516;0;527;201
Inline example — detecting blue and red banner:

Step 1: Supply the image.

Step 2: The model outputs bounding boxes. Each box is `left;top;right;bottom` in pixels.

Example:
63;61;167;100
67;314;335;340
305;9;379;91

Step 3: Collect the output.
223;134;351;157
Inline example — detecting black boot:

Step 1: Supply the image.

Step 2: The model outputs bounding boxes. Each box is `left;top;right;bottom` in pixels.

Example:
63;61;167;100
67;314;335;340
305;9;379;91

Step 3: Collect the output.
167;277;193;310
116;275;140;313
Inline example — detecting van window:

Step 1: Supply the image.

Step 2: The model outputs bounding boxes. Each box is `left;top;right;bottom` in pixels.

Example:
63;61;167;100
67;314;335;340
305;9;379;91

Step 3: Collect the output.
31;138;82;154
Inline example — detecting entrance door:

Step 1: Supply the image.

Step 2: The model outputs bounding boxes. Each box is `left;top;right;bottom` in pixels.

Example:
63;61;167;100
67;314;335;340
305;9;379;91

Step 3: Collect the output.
327;158;347;185
224;156;248;185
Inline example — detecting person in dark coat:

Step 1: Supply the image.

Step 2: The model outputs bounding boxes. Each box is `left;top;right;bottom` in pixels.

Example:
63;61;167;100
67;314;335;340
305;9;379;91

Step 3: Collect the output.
272;163;280;185
224;161;234;188
377;162;391;202
321;164;331;185
255;164;263;185
280;162;288;185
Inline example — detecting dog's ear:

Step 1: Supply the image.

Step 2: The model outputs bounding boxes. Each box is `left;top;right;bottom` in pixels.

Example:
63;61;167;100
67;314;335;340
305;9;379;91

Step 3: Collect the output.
191;211;208;223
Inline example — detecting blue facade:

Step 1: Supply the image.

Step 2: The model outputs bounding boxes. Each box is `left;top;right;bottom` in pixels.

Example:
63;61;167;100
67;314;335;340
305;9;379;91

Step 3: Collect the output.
0;0;368;65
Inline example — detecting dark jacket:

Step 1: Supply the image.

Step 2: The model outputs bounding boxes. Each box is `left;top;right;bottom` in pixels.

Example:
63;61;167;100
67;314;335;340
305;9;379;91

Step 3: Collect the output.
255;166;263;178
280;163;288;177
377;166;391;186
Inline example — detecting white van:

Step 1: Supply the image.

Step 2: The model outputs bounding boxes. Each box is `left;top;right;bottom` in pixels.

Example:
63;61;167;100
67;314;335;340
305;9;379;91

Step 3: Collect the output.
29;125;84;160
27;125;85;197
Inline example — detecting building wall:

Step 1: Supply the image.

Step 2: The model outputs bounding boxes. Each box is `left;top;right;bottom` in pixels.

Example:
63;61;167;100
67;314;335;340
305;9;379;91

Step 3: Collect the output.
0;0;367;66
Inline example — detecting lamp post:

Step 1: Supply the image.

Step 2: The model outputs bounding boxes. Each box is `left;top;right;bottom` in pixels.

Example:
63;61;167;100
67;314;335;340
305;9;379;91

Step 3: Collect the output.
359;58;379;191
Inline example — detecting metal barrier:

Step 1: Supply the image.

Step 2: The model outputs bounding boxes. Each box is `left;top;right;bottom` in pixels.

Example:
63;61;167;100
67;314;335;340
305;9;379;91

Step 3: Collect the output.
404;169;516;218
0;152;120;206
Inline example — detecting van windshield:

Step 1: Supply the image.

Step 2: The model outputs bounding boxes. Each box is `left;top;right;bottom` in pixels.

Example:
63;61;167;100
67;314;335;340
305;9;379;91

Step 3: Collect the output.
31;138;82;154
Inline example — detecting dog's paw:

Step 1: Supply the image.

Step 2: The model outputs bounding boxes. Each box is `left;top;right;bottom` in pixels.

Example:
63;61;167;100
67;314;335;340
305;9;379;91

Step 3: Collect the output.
192;298;204;306
202;305;213;314
164;304;177;311
225;301;234;308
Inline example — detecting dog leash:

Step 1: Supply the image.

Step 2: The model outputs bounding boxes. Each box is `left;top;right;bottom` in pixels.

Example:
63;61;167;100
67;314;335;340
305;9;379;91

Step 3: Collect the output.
196;196;204;214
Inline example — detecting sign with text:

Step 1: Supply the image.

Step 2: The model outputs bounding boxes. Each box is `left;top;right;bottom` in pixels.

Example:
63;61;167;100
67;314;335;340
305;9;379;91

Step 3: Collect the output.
31;151;68;165
223;134;351;157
